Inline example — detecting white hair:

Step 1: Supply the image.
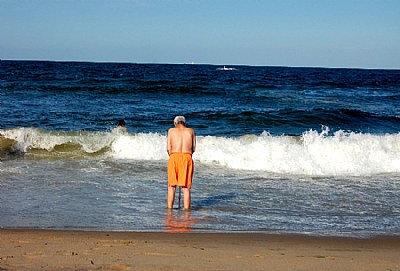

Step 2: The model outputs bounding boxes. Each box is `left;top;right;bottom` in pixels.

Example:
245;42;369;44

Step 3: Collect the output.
174;116;186;124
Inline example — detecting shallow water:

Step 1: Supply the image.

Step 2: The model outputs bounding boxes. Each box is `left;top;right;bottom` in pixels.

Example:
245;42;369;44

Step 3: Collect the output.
1;157;399;237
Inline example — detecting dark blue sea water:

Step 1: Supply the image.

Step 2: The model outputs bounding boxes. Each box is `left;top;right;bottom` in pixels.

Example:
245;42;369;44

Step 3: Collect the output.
1;60;400;237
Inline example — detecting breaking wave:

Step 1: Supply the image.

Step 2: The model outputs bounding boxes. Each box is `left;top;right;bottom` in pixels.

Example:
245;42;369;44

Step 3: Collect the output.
1;127;400;176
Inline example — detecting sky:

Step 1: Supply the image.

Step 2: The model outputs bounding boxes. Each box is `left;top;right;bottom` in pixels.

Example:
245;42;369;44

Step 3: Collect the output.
1;0;399;69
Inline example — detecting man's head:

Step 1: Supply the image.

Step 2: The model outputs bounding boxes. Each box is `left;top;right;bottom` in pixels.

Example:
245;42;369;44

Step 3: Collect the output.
174;116;186;125
118;120;126;127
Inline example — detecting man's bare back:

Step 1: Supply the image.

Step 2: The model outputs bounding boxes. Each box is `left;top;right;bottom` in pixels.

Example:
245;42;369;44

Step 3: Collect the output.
167;126;196;155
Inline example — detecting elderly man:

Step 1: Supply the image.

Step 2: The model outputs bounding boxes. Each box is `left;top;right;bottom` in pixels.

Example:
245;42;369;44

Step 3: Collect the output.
167;116;196;209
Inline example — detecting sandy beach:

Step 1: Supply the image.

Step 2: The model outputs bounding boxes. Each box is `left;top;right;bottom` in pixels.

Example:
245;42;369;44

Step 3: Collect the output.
0;229;399;271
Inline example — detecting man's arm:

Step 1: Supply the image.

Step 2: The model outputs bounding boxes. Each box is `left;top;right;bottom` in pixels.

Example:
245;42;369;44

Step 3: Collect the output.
192;128;196;153
167;129;172;156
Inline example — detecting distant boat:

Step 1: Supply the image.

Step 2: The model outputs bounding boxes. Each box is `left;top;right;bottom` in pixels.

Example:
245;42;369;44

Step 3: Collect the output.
217;66;236;71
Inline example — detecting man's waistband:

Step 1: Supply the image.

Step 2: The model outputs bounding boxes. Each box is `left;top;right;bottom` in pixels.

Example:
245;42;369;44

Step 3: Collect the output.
170;152;192;156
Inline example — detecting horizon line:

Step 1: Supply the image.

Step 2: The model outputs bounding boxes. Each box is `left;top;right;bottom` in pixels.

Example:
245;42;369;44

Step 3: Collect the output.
1;58;399;71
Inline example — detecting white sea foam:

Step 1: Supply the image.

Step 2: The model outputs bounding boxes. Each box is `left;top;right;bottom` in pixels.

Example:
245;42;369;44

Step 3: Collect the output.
0;127;115;153
110;133;168;160
1;127;400;176
110;127;400;176
198;128;400;176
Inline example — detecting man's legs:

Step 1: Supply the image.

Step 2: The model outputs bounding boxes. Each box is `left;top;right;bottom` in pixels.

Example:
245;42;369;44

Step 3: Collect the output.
167;185;176;209
182;187;191;209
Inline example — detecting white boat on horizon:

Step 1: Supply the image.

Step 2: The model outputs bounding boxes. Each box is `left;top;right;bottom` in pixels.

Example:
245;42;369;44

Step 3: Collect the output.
217;66;237;71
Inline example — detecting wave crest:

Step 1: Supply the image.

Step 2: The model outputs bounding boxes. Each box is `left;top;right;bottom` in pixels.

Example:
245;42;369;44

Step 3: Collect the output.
1;127;400;176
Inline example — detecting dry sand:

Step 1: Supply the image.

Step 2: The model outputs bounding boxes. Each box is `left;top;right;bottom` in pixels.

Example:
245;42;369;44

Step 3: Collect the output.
0;229;399;271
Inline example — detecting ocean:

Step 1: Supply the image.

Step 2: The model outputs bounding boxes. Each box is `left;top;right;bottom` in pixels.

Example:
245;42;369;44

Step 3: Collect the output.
1;60;399;237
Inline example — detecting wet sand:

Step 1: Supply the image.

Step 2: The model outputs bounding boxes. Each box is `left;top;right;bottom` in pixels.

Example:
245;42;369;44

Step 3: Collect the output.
0;229;399;271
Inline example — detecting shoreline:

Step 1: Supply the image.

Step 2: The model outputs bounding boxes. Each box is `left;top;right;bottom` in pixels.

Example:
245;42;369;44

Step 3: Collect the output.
1;229;399;271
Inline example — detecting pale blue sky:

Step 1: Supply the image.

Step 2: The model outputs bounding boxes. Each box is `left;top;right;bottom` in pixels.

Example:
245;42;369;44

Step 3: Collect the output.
1;0;399;68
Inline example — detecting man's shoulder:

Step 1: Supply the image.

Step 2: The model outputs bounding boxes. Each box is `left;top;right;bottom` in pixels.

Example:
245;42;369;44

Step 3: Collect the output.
183;127;194;133
168;127;194;134
168;127;183;135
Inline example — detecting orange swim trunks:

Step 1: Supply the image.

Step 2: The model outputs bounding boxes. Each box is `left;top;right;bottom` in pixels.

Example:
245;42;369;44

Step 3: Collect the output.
168;153;194;189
